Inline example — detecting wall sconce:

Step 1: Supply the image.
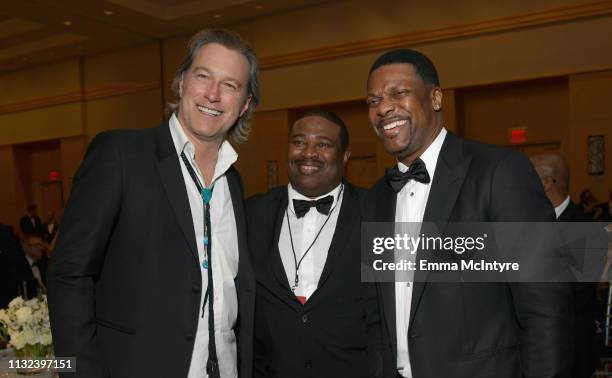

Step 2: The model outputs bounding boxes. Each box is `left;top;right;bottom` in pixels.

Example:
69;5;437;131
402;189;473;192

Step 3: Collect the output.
587;135;605;175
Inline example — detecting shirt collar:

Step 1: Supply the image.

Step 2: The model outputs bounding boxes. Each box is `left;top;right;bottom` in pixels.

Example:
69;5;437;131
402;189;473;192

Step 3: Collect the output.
398;127;447;182
287;182;343;216
555;195;571;219
169;113;238;185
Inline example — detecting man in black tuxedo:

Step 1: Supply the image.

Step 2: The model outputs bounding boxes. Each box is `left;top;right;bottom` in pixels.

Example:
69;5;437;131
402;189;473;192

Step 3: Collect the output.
531;152;599;377
246;110;381;378
0;233;47;306
19;204;44;237
364;49;574;377
13;235;49;298
48;29;259;378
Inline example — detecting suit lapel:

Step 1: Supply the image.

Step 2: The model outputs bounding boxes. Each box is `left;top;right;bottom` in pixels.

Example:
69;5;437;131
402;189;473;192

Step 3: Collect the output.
155;124;199;263
409;132;471;327
374;179;399;357
226;168;253;286
270;190;293;293
315;183;359;291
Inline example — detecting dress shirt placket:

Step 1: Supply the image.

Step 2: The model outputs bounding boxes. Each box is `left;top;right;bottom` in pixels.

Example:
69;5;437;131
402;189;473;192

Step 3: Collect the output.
299;210;318;297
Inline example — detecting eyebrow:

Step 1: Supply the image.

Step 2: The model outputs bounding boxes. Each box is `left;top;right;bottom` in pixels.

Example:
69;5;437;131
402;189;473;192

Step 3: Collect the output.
191;66;244;87
368;81;411;96
290;134;334;143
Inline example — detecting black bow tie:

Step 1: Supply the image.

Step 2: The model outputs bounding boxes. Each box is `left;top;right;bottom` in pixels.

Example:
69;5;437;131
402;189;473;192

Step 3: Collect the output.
293;196;334;218
385;157;431;193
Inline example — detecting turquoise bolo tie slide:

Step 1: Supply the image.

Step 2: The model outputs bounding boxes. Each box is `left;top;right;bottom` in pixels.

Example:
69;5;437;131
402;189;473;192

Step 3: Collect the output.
201;188;213;203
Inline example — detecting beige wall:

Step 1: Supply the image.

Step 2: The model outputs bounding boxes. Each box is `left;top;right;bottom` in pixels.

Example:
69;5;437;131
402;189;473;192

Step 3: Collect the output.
0;43;164;229
252;13;612;112
462;78;568;146
0;60;80;105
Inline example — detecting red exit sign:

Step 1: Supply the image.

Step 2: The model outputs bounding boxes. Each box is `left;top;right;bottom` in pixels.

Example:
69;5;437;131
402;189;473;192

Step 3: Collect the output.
48;170;60;181
508;127;527;144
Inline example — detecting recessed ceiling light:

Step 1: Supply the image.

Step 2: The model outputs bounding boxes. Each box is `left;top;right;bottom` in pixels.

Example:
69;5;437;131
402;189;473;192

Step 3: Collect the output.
63;21;72;26
103;10;113;15
214;14;222;19
254;4;263;9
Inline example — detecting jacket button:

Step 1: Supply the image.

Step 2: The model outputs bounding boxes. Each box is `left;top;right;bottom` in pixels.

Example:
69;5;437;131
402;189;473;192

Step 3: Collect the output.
302;314;308;323
186;334;194;341
192;286;201;293
305;361;312;368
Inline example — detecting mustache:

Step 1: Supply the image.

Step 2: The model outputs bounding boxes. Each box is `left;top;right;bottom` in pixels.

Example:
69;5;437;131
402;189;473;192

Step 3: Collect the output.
294;158;324;166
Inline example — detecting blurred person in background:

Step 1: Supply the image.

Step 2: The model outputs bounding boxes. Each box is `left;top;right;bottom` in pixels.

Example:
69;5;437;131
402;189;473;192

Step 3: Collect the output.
19;204;44;237
531;152;599;378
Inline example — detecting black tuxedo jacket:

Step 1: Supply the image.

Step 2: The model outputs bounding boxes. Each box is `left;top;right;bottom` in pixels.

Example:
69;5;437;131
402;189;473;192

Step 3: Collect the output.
15;252;48;298
20;215;43;236
365;132;574;378
558;201;592;223
246;183;382;378
47;123;255;378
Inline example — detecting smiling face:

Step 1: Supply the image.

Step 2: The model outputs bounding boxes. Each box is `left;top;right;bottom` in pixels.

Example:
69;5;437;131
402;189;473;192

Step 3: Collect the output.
287;116;350;198
366;63;442;165
177;43;252;145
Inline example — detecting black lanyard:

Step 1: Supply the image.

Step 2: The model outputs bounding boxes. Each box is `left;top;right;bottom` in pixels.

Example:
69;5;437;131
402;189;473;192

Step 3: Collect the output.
179;151;220;378
286;184;344;293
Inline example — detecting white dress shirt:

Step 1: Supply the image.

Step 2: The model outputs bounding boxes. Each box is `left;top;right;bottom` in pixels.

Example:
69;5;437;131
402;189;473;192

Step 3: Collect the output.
396;128;447;377
169;114;240;378
554;195;571;219
278;183;344;302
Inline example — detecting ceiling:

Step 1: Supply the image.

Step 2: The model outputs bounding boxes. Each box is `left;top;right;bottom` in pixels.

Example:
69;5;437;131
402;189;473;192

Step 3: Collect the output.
0;0;330;73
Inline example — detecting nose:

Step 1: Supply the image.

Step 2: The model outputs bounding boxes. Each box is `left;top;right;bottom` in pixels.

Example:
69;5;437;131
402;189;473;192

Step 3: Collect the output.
205;82;221;103
376;97;395;118
302;141;318;158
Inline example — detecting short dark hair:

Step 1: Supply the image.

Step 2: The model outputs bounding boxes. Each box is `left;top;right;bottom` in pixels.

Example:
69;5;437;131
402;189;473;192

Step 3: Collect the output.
291;110;349;152
168;29;260;144
368;48;440;86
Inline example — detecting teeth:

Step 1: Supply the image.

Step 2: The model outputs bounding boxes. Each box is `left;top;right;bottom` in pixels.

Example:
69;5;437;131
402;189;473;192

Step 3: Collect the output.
382;120;407;130
197;105;222;116
299;164;320;173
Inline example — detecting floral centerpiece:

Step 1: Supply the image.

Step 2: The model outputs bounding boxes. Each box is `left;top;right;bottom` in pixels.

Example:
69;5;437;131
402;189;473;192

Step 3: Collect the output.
0;296;53;358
